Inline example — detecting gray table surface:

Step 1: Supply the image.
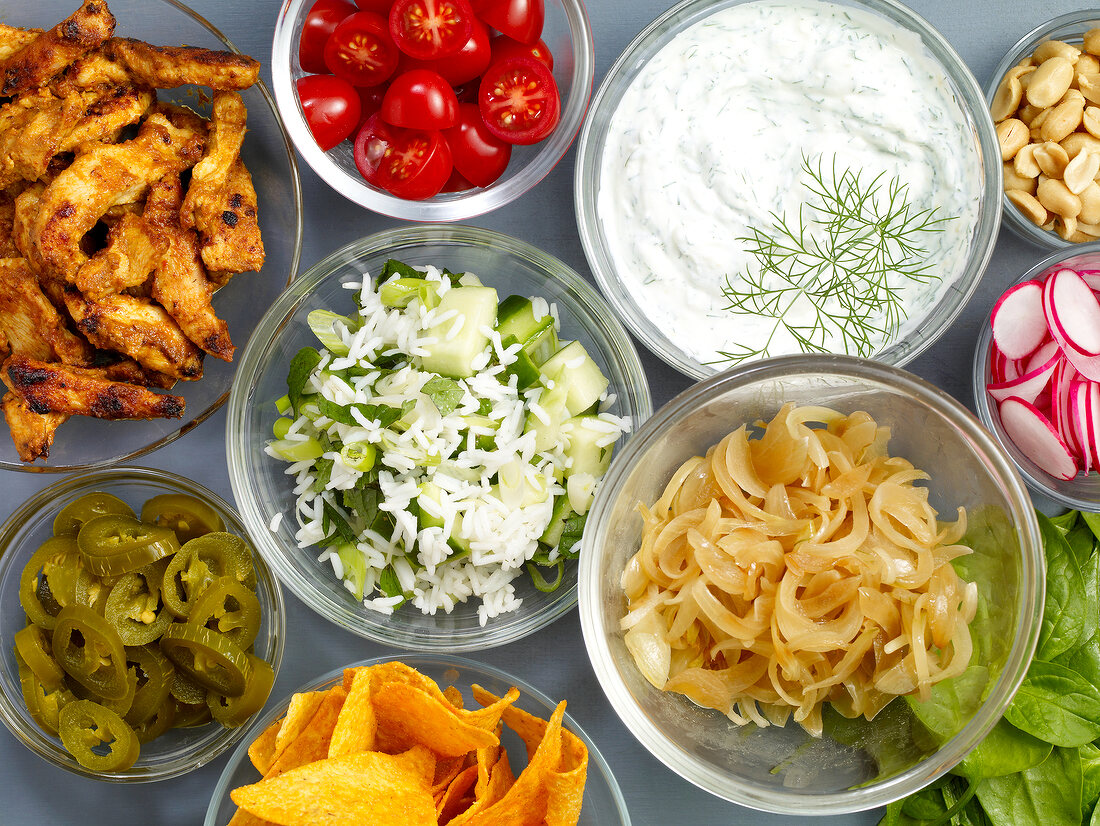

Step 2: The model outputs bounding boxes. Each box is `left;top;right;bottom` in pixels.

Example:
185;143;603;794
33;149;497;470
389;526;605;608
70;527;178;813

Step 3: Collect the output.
0;0;1083;823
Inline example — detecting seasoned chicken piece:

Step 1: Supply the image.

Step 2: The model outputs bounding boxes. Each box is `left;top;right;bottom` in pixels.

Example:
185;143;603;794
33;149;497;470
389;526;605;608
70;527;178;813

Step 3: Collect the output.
97;355;177;390
75;212;167;299
145;176;233;361
180;92;245;223
0;26;44;63
62;285;204;379
49;48;130;95
0;84;153;188
2;390;67;461
0;192;16;257
0;2;116;97
0;257;93;364
3;354;184;420
30;111;204;282
104;38;260;91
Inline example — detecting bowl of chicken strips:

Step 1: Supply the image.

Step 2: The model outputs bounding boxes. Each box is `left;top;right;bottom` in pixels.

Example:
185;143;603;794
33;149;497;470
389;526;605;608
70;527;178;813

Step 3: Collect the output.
0;0;303;470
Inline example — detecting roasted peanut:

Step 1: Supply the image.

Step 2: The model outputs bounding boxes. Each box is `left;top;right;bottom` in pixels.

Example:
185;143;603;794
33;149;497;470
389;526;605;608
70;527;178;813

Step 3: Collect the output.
1014;143;1042;178
1079;181;1100;223
997;118;1030;160
1041;97;1085;142
1061;131;1100;157
1035;39;1081;64
1057;214;1079;240
1027;56;1076;108
1064;150;1100;193
1084;106;1100;138
1029;106;1052;139
1038;176;1083;218
992;70;1026;122
1004;162;1038;194
1080;54;1100;75
1085;27;1100;56
1034;141;1070;178
1075;220;1100;237
1007;189;1049;226
1018;103;1044;125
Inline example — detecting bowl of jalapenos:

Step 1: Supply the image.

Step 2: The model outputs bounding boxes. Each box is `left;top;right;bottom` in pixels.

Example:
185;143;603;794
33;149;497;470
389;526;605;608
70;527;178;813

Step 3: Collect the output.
0;467;285;782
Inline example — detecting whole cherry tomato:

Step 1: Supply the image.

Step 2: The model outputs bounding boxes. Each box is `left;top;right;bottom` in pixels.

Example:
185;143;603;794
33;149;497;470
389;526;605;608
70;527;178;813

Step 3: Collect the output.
382;69;459;129
353;113;453;199
355;0;394;10
297;74;362;150
396;17;491;85
299;0;357;74
472;0;543;45
443;102;511;186
324;11;400;87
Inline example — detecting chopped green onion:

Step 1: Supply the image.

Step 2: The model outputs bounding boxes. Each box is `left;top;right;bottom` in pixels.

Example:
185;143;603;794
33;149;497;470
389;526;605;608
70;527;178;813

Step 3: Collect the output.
527;559;565;593
307;309;355;356
270;436;324;462
335;543;367;600
340;442;377;472
275;394;291;415
272;417;292;439
379;277;440;309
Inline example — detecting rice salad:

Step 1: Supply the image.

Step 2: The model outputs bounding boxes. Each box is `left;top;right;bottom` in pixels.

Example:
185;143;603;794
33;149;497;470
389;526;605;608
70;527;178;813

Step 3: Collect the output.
266;260;631;625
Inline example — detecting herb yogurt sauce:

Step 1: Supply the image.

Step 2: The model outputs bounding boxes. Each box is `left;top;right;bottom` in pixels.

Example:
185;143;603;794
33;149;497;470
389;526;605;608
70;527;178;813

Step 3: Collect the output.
596;0;982;368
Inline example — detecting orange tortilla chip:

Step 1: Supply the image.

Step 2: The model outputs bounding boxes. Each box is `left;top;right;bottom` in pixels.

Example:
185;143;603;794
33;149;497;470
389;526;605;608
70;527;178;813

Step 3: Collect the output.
328;668;376;758
474;724;502;799
231;746;437;826
432;753;470;797
368;661;451;702
447;752;516;826
373;682;499;757
227;807;279;826
443;684;465;710
436;763;478;822
266;686;347;777
273;690;326;758
247;717;282;775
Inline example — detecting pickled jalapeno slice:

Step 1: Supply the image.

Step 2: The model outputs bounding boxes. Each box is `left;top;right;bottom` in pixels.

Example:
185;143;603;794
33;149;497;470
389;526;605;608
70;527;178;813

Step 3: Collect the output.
187;576;261;650
104;571;172;646
53;493;135;537
19;535;82;630
16;650;74;737
14;624;64;691
159;622;252;697
182;532;256;589
123;645;174;727
51;605;129;701
207;654;274;727
77;515;179;577
58;699;140;772
140;494;225;544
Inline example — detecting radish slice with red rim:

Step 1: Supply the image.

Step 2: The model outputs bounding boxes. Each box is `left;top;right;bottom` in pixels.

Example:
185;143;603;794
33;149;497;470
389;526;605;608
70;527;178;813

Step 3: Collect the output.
999;396;1079;480
1043;273;1100;382
1045;268;1100;355
1025;339;1061;374
1052;358;1080;456
1070;379;1092;473
991;279;1049;359
987;351;1060;404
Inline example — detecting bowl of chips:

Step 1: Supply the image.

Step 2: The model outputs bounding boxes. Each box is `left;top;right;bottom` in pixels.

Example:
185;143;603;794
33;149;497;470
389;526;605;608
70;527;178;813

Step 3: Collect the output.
0;0;303;472
204;654;631;825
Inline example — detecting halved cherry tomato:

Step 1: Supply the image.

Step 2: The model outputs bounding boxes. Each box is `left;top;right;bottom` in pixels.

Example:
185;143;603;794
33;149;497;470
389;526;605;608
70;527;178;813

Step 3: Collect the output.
355;0;394;10
443;102;511;186
324;11;400;87
441;168;475;192
298;74;362;150
472;0;543;44
490;33;552;70
382;69;459;129
389;0;474;61
299;0;357;74
397;17;490;85
356;84;386;128
478;54;559;145
353;113;453;199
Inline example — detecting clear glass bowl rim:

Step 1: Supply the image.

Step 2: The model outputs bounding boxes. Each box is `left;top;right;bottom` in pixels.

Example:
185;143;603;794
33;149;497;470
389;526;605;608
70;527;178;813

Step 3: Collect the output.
226;223;653;651
270;0;594;222
202;652;632;826
578;354;1044;815
0;466;287;782
573;0;1002;380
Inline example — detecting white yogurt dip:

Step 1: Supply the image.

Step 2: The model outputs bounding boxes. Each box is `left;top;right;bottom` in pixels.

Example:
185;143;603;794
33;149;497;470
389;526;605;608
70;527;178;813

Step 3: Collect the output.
596;0;983;369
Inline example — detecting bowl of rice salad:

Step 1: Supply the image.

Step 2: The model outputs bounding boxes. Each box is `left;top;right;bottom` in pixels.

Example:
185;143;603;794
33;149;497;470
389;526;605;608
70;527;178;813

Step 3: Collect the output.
226;225;652;650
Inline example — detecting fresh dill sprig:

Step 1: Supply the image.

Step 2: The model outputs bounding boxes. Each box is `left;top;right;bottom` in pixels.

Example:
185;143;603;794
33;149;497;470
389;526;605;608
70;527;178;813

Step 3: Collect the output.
711;153;952;366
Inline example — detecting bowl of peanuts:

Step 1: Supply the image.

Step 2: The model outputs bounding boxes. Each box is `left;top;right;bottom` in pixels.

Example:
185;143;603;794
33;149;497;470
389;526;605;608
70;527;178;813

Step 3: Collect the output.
990;11;1100;248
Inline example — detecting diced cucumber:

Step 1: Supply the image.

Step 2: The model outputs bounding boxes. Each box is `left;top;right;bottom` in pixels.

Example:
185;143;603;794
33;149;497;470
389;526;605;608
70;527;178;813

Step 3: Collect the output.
523;323;559;365
539;494;574;546
492;461;550;508
421;286;498;378
379;277;440;309
418;481;472;553
539;340;609;417
563;416;614;478
496;296;555;344
500;335;541;388
524;383;570;452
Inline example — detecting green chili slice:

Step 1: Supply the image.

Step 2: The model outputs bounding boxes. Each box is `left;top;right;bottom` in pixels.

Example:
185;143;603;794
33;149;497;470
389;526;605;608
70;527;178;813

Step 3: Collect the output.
104;571;173;646
140;494;225;544
77;515;179;577
14;624;65;691
159;622;252;697
51;604;130;701
187;576;261;650
53;492;135;537
58;699;140;772
207;654;274;728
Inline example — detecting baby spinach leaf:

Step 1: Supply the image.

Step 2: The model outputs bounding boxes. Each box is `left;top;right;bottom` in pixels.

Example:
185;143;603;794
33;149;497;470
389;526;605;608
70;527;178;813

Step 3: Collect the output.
976;746;1081;826
1004;661;1100;747
1082;511;1100;545
1066;519;1098;568
287;346;321;415
1036;512;1087;661
1080;742;1100;820
907;665;988;746
378;259;423;281
958;718;1051;780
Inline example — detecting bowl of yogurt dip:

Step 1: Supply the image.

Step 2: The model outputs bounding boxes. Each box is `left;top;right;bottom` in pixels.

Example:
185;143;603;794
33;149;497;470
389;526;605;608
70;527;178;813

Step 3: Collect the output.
575;0;1001;379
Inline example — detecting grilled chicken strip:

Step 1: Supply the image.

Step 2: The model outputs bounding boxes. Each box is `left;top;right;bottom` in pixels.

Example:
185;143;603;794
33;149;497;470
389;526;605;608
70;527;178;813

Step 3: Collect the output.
62;285;204;380
30;111;204;282
0;256;93;364
2;353;184;419
0;26;44;63
1;390;68;462
103;37;260;91
0;192;17;258
0;2;116;97
145;176;233;361
75;212;168;299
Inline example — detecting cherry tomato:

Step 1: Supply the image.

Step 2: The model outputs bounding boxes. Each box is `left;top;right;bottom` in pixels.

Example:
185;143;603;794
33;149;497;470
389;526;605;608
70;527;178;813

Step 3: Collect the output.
356;84;386;127
443;102;511;186
396;17;490;85
478;55;559;145
382;69;459;129
353;113;453;199
355;0;394;10
298;75;362;149
452;78;480;103
299;0;357;74
472;0;543;45
389;0;475;61
324;11;400;87
490;33;552;70
441;168;475;192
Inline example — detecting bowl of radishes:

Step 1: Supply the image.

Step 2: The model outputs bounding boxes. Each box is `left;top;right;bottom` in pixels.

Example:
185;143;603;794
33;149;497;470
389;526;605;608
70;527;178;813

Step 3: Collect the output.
271;0;594;220
974;243;1100;509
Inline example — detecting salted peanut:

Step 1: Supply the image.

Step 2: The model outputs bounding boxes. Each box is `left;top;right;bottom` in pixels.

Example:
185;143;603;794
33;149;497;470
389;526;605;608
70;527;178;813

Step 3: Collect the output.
1029;107;1052;140
1079;181;1100;223
1004;162;1038;193
1041;97;1085;142
1081;55;1100;75
1084;27;1100;56
1035;39;1081;64
1056;214;1079;240
1034;141;1070;178
1084;106;1100;138
1079;72;1100;104
1028;56;1076;108
1038;176;1083;218
1019;55;1036;68
1062;88;1086;105
1061;131;1100;157
1064;150;1100;193
1042;217;1058;231
1018;103;1044;125
997;118;1030;160
992;69;1027;121
1075;219;1100;236
1014;143;1042;178
1008;189;1049;225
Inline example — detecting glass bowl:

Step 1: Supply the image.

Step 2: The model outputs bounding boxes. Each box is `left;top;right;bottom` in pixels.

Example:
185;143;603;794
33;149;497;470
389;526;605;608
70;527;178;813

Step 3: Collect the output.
271;0;593;221
972;242;1100;510
204;653;631;826
578;355;1043;815
0;467;286;782
988;11;1100;251
0;0;303;473
574;0;1001;380
226;224;652;651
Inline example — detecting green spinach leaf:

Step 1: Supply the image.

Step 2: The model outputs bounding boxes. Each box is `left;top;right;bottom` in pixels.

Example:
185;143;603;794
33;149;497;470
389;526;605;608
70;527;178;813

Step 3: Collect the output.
958;718;1051;780
287;347;321;415
976;746;1081;826
1036;512;1088;661
1004;660;1100;747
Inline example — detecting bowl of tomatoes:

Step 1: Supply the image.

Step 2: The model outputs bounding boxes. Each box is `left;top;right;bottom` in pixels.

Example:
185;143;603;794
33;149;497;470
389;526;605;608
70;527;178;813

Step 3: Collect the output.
272;0;594;220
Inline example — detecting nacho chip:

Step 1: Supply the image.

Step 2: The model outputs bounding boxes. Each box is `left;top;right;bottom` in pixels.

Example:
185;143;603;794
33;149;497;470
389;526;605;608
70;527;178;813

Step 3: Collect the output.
443;684;465;710
474;725;502;799
226;807;278;826
232;746;437;826
273;690;326;758
432;753;471;798
372;682;498;757
545;727;588;826
368;661;450;702
266;685;347;778
446;752;516;826
327;668;376;758
247;717;282;775
436;763;478;823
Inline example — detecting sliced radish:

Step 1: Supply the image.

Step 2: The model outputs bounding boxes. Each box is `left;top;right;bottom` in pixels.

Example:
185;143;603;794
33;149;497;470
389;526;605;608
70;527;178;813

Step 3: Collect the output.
991;279;1050;359
1070;380;1092;473
1045;268;1100;355
1025;339;1061;374
1043;274;1100;382
1088;382;1100;470
987;351;1060;404
999;396;1079;480
1052;358;1080;456
1077;270;1100;292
